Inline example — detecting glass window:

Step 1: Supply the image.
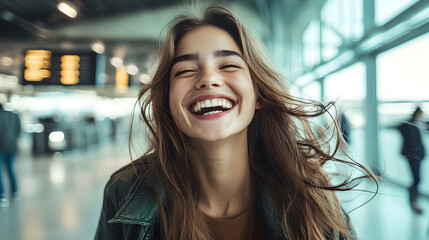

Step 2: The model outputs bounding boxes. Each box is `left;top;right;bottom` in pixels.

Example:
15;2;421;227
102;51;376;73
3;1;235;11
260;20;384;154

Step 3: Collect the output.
324;63;366;162
301;81;325;134
375;0;418;26
377;32;429;102
321;26;341;61
324;62;366;102
303;20;321;67
321;0;363;61
377;33;429;191
302;81;321;101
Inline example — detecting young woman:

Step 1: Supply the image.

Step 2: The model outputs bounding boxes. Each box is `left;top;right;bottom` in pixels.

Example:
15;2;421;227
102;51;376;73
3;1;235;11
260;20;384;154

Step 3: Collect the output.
95;4;376;240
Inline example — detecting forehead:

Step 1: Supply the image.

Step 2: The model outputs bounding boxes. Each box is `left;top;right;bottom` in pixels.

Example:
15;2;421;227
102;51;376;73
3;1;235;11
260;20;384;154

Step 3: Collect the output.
175;25;241;56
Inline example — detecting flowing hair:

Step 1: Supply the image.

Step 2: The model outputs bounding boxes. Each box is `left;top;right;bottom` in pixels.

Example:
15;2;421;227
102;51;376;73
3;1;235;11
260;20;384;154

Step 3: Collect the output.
133;4;377;240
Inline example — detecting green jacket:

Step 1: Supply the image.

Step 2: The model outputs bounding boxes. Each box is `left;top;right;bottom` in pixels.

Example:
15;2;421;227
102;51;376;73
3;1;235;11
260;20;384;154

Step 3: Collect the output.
95;161;355;240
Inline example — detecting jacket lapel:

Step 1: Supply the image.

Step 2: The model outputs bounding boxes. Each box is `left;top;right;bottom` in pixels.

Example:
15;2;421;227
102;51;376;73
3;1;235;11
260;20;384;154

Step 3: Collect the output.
109;170;164;227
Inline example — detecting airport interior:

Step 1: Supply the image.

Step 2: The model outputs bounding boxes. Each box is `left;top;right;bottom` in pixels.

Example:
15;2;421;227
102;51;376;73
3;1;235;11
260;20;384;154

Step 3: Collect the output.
0;0;429;239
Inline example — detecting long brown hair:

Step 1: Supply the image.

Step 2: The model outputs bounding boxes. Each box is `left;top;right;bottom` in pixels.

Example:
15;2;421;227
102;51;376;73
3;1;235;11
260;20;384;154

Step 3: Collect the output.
135;4;377;240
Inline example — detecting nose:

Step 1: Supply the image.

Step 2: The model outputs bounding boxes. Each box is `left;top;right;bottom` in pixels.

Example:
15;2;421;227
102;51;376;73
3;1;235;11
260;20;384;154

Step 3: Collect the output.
195;67;222;89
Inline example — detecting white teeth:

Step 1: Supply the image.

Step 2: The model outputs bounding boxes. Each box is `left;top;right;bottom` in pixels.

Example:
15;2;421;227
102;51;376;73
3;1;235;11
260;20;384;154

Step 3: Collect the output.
204;110;222;115
225;101;232;108
204;99;211;108
218;99;224;107
191;98;234;114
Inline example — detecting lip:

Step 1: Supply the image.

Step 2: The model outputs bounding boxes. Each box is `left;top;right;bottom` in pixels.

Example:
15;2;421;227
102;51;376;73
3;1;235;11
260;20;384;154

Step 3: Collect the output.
187;94;237;120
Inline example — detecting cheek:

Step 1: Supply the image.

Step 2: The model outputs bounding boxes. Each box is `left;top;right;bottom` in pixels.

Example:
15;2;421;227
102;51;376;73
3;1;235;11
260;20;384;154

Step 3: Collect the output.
233;78;257;103
168;81;189;124
168;83;180;114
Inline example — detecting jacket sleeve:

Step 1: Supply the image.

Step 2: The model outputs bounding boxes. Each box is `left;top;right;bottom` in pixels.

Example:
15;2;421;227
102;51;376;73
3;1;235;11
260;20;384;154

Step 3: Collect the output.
94;178;123;240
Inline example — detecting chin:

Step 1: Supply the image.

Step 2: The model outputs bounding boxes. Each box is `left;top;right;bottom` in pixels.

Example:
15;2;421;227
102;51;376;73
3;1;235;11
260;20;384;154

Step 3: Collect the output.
193;132;230;142
189;127;248;143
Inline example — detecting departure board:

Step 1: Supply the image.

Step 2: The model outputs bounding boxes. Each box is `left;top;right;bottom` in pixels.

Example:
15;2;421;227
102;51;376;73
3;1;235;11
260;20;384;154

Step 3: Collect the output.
22;49;97;85
115;66;129;90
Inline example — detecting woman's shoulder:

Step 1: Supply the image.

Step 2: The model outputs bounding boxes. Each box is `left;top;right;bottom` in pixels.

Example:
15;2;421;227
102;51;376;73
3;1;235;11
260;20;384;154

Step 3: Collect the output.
106;153;159;196
97;154;161;235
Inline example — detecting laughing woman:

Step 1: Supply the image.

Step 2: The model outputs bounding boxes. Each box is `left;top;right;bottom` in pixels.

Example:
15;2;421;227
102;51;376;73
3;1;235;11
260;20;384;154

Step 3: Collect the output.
95;4;376;240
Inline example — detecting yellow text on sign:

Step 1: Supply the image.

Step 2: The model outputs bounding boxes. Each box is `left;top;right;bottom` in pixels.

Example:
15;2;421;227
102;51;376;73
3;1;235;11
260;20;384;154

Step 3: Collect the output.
116;66;129;91
61;55;80;85
24;50;51;81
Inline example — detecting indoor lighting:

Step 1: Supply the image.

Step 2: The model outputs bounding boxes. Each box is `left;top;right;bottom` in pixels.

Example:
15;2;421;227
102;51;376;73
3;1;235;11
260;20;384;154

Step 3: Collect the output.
49;131;65;143
139;73;151;84
57;2;77;19
91;42;105;54
110;57;122;67
126;64;138;75
0;56;13;66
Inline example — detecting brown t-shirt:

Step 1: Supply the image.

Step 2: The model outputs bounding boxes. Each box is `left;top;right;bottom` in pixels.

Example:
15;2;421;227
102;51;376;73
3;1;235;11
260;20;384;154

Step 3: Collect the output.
203;200;264;240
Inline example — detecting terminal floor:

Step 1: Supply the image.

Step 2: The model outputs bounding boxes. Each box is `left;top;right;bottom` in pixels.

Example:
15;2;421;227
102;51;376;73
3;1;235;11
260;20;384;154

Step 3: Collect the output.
1;140;429;240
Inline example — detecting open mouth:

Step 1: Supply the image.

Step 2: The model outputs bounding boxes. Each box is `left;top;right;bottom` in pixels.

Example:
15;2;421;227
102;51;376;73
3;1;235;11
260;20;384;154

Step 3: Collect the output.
190;98;235;116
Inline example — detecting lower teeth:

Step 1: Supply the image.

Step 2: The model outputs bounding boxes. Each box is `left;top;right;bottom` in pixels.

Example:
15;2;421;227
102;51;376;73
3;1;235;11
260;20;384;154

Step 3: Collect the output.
203;110;222;115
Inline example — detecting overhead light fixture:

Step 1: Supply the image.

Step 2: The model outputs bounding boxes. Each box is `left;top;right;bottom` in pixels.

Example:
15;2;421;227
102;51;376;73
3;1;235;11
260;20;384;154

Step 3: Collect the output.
0;56;13;67
49;131;65;143
126;64;138;75
139;73;151;84
57;2;78;19
110;57;123;67
91;42;105;54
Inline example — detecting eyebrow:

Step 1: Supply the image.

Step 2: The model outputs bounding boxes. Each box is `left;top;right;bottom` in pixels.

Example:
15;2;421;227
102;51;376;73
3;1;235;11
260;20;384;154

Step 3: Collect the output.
172;53;199;66
171;50;243;66
214;50;242;58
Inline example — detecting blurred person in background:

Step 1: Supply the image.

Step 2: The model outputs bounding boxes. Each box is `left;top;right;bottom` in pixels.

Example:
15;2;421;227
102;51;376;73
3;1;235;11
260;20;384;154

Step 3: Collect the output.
95;4;377;240
0;103;21;207
339;111;351;144
399;107;426;214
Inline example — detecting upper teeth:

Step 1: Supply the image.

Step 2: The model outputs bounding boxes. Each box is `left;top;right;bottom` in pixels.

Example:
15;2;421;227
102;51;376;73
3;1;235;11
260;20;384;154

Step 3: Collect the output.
192;98;233;113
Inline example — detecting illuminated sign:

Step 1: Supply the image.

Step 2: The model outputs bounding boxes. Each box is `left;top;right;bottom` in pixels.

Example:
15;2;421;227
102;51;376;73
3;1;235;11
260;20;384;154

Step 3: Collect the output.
23;50;97;86
115;66;129;90
60;55;80;85
24;50;51;81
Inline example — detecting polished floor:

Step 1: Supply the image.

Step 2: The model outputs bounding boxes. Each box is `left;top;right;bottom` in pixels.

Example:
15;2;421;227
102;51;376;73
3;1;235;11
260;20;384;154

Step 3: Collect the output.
0;139;130;240
1;132;429;240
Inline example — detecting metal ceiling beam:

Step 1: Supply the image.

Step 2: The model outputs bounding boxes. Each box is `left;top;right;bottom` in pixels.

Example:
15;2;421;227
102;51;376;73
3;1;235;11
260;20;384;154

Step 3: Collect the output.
1;11;50;38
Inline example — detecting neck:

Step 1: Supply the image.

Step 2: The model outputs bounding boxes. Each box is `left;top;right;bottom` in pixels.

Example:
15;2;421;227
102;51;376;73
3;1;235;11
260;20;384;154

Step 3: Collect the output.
192;130;253;218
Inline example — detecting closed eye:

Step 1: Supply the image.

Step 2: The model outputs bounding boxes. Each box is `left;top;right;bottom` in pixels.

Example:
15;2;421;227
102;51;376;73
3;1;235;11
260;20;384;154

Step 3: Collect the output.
220;63;241;70
175;69;197;77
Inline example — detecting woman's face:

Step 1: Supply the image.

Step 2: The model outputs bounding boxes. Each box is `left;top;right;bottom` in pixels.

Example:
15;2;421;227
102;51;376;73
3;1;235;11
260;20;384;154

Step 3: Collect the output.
169;25;260;142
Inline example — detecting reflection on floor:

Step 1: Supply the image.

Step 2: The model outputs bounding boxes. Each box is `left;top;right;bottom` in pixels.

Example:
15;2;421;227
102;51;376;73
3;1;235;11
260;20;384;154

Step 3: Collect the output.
0;141;129;240
1;139;429;240
341;180;429;240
